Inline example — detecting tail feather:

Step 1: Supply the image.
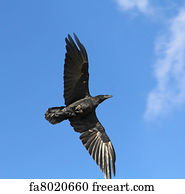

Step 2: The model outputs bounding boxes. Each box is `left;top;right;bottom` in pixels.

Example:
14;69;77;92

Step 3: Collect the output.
45;106;66;124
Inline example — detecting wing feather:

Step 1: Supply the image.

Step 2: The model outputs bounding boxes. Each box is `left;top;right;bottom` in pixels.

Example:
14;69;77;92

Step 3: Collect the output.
64;33;90;105
70;112;116;179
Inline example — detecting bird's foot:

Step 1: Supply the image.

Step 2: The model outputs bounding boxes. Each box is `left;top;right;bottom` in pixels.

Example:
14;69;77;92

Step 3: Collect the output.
75;105;83;114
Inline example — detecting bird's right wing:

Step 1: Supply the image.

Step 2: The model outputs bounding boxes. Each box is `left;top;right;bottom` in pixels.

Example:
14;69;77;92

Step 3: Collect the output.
69;112;116;179
64;33;90;106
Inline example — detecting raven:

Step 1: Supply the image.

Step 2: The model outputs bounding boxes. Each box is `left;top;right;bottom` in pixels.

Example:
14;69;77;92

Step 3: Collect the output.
45;33;116;179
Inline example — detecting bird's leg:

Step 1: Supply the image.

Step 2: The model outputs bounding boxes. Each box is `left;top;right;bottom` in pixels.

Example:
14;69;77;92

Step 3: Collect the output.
63;107;76;117
75;105;83;114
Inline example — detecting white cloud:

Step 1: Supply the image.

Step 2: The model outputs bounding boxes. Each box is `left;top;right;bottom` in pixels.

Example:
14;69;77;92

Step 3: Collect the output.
115;0;152;14
115;0;185;120
144;9;185;120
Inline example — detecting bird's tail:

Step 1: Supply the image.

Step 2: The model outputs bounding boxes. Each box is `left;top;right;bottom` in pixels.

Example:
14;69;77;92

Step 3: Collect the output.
45;106;67;124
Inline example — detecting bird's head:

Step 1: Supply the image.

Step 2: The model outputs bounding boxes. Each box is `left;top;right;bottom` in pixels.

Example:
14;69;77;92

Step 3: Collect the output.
93;95;112;107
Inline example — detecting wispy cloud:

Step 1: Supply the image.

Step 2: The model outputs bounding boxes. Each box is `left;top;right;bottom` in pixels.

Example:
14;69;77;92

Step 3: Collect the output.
144;9;185;120
115;0;152;14
115;0;185;120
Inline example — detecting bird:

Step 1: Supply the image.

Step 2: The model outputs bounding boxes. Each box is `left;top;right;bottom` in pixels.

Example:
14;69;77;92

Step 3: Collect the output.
45;33;116;179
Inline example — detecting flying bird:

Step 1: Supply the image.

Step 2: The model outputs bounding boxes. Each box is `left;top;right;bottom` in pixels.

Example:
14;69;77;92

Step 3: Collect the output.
45;33;116;179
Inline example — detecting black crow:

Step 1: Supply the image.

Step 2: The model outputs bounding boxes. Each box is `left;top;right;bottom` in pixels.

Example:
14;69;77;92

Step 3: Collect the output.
45;33;116;179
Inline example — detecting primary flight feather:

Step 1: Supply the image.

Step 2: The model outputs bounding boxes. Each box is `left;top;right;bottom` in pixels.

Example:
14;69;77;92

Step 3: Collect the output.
45;33;116;179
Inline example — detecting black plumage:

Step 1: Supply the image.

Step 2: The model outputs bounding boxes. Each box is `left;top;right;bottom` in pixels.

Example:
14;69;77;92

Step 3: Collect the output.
45;33;116;179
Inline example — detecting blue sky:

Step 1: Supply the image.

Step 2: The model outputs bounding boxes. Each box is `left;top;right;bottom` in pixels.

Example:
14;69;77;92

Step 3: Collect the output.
1;0;185;179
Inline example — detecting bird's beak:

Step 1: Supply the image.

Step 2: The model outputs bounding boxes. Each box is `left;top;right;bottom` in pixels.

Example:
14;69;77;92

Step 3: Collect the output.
104;95;112;99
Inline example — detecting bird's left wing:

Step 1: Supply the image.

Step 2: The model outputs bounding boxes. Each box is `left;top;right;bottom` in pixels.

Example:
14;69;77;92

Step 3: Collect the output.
69;112;116;179
64;33;90;106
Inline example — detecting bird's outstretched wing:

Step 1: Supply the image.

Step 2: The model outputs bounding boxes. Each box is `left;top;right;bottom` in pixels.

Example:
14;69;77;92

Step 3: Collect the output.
64;33;90;106
69;112;116;179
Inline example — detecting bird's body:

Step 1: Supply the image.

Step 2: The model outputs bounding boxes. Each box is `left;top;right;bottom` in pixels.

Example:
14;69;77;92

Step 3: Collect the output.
45;33;116;179
45;96;95;124
45;95;111;125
